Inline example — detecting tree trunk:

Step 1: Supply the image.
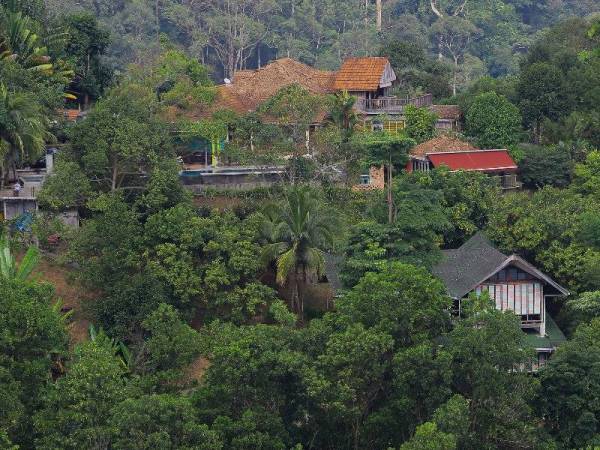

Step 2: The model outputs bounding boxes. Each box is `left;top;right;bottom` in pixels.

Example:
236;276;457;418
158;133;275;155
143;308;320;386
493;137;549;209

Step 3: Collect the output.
111;162;118;192
155;0;160;43
353;418;360;450
376;0;382;32
452;55;459;96
387;156;393;224
430;0;443;18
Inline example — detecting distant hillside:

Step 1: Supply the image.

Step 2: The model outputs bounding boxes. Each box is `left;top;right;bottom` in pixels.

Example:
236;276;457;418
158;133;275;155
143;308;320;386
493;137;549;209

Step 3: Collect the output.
43;0;600;86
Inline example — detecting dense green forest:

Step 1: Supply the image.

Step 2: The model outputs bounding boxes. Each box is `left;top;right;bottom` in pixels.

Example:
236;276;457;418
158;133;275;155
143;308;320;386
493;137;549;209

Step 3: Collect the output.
21;0;600;81
2;0;600;449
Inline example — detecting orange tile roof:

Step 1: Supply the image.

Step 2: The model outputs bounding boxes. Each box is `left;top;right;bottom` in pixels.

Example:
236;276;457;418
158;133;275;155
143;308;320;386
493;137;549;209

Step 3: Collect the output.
333;57;390;91
411;135;479;157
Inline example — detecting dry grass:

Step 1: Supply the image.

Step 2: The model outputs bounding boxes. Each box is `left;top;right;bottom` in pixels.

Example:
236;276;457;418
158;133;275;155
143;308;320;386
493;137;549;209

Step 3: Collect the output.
32;256;97;346
183;356;211;383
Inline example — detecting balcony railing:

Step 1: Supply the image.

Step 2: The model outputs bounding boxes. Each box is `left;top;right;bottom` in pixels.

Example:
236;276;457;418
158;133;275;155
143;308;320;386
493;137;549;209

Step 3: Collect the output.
355;94;433;114
0;185;38;199
491;174;522;190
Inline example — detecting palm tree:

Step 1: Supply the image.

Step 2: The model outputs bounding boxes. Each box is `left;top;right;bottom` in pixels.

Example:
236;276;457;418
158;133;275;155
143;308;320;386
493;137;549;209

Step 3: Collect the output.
330;90;358;139
0;83;50;186
260;186;339;318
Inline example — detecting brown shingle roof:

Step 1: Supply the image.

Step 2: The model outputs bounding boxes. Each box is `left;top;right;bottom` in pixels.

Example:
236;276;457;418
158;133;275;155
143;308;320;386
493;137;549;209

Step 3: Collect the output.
411;135;479;157
333;57;390;91
430;104;461;120
190;58;336;119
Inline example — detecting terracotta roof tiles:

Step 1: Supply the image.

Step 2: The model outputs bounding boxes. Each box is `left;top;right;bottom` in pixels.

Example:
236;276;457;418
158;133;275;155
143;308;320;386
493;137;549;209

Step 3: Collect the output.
430;104;461;120
191;58;336;119
333;57;390;91
411;135;479;157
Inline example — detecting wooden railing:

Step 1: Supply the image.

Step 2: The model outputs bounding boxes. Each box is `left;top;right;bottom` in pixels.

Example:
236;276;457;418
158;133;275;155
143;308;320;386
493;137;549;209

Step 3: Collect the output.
0;185;37;199
355;94;433;113
491;174;522;190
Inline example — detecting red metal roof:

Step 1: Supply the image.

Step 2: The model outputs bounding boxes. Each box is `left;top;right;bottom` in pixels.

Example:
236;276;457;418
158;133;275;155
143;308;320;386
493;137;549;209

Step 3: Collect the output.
427;150;517;172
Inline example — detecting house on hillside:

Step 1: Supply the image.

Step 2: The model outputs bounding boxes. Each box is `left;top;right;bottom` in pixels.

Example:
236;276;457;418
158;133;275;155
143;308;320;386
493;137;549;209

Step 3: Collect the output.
406;136;521;190
186;57;461;150
433;232;568;371
333;57;460;132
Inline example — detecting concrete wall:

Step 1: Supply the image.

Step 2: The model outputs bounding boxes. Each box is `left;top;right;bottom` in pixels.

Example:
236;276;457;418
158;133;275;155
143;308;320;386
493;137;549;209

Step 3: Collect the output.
352;165;385;191
2;199;37;220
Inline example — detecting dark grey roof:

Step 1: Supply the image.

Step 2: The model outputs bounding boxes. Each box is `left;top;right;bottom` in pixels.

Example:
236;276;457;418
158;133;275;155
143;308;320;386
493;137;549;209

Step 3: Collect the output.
433;232;510;299
433;232;569;298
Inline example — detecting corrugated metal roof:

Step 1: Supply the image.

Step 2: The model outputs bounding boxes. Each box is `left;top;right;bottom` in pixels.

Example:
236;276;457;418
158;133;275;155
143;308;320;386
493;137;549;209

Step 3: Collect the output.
428;150;517;172
333;57;390;91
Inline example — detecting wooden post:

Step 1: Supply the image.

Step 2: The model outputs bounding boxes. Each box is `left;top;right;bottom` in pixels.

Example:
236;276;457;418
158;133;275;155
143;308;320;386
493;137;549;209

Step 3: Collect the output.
376;0;382;32
387;154;393;224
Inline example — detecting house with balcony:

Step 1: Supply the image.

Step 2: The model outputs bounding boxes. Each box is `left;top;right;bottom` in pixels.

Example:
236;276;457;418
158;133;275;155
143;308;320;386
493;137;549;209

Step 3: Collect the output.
188;57;461;143
333;57;461;132
406;135;522;190
433;232;568;370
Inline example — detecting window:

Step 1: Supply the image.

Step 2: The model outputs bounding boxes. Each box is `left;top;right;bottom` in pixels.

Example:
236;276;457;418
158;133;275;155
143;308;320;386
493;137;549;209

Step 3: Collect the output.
383;120;405;134
488;266;533;282
360;174;371;185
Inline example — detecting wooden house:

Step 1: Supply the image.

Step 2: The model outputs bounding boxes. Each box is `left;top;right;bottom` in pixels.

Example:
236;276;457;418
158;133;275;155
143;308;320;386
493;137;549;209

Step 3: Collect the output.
332;57;460;132
189;57;461;138
433;232;568;370
406;136;521;190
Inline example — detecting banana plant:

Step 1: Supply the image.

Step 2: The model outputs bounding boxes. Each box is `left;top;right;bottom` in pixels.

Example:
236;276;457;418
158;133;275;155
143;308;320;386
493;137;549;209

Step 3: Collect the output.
0;236;39;281
88;324;134;372
0;2;72;79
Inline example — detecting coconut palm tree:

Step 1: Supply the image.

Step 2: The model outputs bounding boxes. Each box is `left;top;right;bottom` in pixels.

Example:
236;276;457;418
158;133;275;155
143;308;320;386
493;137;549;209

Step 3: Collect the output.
0;83;50;186
260;186;339;318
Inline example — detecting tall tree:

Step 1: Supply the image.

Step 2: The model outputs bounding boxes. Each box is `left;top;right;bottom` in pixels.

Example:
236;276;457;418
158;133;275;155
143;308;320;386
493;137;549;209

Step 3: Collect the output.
62;13;112;108
359;132;414;224
203;0;277;78
34;339;129;449
430;16;479;95
538;318;600;448
0;267;68;448
0;83;50;185
67;84;170;193
465;92;522;148
260;186;338;317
